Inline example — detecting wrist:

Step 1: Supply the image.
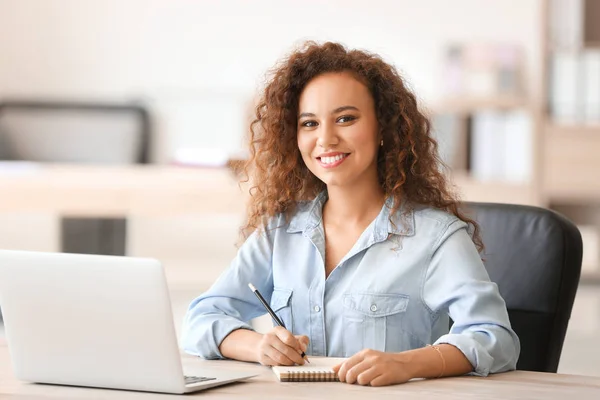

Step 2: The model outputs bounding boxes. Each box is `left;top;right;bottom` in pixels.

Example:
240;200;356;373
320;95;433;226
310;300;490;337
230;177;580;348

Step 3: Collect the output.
393;350;420;380
397;346;441;380
219;329;263;363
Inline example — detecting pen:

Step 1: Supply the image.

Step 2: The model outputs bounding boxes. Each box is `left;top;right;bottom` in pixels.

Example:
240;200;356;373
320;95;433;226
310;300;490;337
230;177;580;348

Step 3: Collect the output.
248;283;309;363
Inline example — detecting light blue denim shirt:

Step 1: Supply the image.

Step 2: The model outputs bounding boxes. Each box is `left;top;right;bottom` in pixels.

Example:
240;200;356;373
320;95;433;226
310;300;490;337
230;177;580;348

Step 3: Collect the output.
182;192;520;376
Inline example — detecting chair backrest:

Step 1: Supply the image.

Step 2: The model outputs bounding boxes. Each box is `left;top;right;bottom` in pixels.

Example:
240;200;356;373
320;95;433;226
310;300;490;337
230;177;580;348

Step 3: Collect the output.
0;101;150;164
465;202;583;373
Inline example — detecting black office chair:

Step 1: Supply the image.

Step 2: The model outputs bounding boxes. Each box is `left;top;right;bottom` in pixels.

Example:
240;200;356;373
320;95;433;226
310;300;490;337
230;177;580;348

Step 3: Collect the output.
465;202;583;373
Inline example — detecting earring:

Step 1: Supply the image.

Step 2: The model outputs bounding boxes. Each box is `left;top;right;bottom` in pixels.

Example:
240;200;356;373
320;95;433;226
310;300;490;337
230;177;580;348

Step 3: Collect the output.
380;139;384;147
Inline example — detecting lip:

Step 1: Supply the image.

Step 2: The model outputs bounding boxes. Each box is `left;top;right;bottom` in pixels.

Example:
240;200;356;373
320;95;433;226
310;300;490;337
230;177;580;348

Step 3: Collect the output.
316;153;349;169
317;151;348;158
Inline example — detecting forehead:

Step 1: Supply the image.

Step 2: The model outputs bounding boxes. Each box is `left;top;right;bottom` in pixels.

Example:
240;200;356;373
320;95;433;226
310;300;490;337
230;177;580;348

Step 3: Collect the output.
298;71;374;112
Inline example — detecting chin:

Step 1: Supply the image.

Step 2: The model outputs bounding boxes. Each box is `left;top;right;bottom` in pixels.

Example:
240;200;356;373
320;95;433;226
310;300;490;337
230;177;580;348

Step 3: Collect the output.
315;174;351;188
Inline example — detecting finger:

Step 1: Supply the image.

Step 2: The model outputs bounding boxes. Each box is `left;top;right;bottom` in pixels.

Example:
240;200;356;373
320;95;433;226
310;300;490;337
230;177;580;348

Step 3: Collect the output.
258;352;279;366
261;352;298;368
264;344;297;366
369;373;395;387
356;366;383;386
274;328;302;352
337;352;366;382
295;335;309;352
345;360;373;385
331;363;342;373
268;336;305;365
270;340;305;365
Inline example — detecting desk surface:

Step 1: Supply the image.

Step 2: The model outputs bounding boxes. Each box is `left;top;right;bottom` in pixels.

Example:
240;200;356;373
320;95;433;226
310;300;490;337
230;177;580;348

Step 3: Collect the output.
1;341;599;399
0;164;246;217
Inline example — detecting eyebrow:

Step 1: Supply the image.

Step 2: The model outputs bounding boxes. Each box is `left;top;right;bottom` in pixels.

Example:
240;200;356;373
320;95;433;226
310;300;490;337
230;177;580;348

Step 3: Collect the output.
298;105;360;119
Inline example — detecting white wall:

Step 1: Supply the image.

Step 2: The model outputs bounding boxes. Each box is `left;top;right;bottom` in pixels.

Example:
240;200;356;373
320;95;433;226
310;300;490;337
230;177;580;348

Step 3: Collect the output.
0;0;543;162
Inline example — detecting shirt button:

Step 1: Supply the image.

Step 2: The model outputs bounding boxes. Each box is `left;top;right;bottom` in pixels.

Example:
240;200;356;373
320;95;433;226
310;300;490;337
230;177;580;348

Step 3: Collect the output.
314;305;321;313
370;304;377;312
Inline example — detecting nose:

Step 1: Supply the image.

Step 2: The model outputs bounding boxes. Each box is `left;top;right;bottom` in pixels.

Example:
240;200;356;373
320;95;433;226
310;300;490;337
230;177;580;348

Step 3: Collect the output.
316;122;339;148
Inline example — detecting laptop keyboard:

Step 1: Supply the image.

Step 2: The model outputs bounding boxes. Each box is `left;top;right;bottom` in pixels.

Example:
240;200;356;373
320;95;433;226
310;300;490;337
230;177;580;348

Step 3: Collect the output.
185;375;216;385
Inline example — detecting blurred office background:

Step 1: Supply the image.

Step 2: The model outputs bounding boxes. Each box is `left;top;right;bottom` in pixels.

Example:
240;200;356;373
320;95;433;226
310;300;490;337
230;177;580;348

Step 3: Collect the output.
0;0;599;376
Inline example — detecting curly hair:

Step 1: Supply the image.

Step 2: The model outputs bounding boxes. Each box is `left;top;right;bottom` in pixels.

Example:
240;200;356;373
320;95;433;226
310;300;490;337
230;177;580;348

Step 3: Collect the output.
241;41;483;252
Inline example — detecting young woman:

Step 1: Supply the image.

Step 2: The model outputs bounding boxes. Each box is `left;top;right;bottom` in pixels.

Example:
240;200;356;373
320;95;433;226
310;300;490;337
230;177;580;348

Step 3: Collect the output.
182;41;520;386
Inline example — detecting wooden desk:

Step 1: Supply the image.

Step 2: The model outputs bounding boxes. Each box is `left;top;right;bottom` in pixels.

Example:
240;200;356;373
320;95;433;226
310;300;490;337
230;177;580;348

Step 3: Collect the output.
0;164;247;256
0;342;599;399
0;164;246;217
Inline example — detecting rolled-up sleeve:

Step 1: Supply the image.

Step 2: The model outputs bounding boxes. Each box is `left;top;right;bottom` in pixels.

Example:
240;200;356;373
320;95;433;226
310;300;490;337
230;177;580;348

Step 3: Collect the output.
180;223;276;359
423;220;520;376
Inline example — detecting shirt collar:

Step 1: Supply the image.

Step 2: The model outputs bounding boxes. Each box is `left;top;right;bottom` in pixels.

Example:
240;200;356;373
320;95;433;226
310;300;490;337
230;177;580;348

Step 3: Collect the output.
286;191;415;238
286;191;328;234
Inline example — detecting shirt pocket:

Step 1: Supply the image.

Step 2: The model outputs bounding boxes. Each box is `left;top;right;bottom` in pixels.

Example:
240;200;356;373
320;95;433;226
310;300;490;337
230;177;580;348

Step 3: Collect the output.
342;292;413;357
269;288;294;332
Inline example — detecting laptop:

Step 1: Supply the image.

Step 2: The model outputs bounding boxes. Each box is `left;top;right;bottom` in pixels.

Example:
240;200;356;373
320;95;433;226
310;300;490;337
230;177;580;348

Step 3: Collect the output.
0;249;257;394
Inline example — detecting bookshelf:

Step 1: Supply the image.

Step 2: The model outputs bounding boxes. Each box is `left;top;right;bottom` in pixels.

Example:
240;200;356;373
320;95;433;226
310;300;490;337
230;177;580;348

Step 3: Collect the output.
430;97;539;206
429;0;600;282
543;0;600;282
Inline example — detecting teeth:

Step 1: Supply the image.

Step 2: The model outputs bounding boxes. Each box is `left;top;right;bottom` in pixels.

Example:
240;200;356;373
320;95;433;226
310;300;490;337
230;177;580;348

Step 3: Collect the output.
321;154;347;164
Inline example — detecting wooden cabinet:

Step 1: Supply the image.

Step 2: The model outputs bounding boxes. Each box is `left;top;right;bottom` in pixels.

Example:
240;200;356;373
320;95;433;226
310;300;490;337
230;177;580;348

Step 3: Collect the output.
543;125;600;202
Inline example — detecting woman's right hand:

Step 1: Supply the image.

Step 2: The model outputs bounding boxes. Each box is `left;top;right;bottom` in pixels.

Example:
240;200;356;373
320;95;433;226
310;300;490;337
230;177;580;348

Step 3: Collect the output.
256;326;309;366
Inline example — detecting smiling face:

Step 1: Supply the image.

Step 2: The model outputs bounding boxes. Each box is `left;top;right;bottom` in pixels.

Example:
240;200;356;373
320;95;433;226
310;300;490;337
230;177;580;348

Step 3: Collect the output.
297;71;381;190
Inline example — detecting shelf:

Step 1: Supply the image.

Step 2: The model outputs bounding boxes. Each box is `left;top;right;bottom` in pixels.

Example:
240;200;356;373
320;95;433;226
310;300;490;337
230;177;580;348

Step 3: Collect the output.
451;173;539;206
543;126;600;202
429;96;531;114
546;122;600;135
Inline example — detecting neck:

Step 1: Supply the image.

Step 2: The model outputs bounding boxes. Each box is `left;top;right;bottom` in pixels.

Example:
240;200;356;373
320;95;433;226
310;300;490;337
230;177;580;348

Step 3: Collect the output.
323;178;386;227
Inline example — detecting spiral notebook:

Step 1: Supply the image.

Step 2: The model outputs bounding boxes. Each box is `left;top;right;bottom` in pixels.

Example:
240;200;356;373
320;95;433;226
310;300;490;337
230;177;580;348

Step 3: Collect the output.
271;357;347;382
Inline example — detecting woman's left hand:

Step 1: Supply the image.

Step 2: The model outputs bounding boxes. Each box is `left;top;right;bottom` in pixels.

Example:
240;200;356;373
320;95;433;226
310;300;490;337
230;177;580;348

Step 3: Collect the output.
332;349;414;386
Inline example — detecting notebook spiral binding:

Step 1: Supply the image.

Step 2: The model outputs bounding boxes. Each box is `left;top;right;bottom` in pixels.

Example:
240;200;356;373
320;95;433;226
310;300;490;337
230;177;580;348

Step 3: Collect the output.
287;370;340;382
